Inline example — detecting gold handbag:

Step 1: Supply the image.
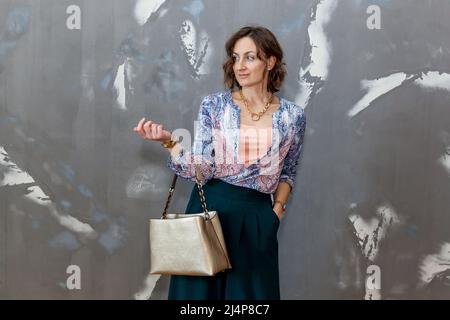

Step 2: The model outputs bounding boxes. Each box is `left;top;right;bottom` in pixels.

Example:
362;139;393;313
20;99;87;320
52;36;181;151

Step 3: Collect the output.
149;166;232;276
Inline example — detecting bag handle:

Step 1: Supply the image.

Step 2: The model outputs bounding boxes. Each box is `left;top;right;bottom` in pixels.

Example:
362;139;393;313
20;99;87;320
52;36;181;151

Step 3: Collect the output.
162;165;210;219
160;166;231;267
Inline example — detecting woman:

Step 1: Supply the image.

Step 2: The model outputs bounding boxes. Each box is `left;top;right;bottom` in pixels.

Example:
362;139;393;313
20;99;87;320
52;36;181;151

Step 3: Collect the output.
134;25;306;300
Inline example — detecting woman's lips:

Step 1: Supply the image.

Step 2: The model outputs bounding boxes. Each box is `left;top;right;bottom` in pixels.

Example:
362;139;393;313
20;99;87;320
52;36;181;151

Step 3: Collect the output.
239;74;249;78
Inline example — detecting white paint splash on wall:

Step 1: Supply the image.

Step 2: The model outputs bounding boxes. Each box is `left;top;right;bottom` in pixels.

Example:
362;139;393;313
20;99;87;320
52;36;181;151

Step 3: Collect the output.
438;152;450;176
134;274;161;300
113;62;127;110
350;204;400;300
349;203;400;262
296;78;314;111
23;185;51;205
296;0;338;108
348;71;450;118
198;31;213;76
350;215;378;259
180;20;196;66
50;204;97;241
347;72;413;118
0;145;97;241
134;0;166;26
0;146;35;186
113;58;138;110
126;165;167;199
304;0;338;80
159;8;168;18
414;71;450;91
179;20;211;78
419;242;450;286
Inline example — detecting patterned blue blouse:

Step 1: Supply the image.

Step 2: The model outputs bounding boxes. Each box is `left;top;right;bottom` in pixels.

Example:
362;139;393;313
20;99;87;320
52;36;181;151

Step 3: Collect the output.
166;89;306;194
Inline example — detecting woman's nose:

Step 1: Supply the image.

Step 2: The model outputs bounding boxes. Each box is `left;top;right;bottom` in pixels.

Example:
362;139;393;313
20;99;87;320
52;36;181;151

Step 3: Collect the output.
237;59;246;70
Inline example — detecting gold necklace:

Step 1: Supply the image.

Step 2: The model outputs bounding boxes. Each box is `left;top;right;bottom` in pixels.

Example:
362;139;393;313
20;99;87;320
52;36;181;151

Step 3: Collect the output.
239;89;274;121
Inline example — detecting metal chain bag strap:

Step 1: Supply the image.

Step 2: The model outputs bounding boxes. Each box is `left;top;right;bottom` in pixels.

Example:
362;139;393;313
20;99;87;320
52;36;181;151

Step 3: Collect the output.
149;166;232;276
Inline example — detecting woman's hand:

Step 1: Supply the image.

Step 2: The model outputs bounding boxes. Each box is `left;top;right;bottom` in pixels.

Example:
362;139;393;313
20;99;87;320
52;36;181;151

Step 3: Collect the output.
272;203;284;221
133;117;172;142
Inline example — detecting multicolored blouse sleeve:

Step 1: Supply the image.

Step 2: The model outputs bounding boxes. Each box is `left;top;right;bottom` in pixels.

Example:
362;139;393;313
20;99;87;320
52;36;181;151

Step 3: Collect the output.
166;95;216;184
278;109;306;192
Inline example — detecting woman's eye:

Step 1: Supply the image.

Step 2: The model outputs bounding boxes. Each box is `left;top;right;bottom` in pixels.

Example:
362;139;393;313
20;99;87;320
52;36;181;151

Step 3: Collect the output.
232;56;254;62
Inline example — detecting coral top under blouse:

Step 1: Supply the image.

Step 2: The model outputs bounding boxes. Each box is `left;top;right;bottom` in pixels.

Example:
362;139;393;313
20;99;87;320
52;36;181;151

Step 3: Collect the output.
166;89;306;194
239;123;273;167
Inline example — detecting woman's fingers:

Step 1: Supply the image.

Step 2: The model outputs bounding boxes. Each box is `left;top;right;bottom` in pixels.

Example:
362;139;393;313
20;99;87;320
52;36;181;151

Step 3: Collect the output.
157;124;163;137
143;121;152;139
134;118;147;137
134;117;168;141
136;117;146;132
150;123;158;138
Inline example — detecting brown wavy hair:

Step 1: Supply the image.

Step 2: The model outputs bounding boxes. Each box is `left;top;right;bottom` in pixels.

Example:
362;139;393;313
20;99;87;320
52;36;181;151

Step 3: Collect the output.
223;25;287;93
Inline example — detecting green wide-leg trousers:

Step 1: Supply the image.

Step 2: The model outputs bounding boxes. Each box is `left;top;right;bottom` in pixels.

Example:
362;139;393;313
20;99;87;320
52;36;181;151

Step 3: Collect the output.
168;178;280;300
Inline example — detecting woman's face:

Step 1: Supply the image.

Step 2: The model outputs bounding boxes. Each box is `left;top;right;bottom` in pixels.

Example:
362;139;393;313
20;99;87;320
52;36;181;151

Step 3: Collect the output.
232;37;272;89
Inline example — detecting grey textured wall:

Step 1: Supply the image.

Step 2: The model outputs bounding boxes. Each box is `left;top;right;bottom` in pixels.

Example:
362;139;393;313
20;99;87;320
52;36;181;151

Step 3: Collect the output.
1;0;450;299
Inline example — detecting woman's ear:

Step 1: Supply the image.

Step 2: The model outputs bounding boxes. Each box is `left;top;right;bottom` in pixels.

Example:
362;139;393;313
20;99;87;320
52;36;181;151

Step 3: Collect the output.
268;56;276;70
